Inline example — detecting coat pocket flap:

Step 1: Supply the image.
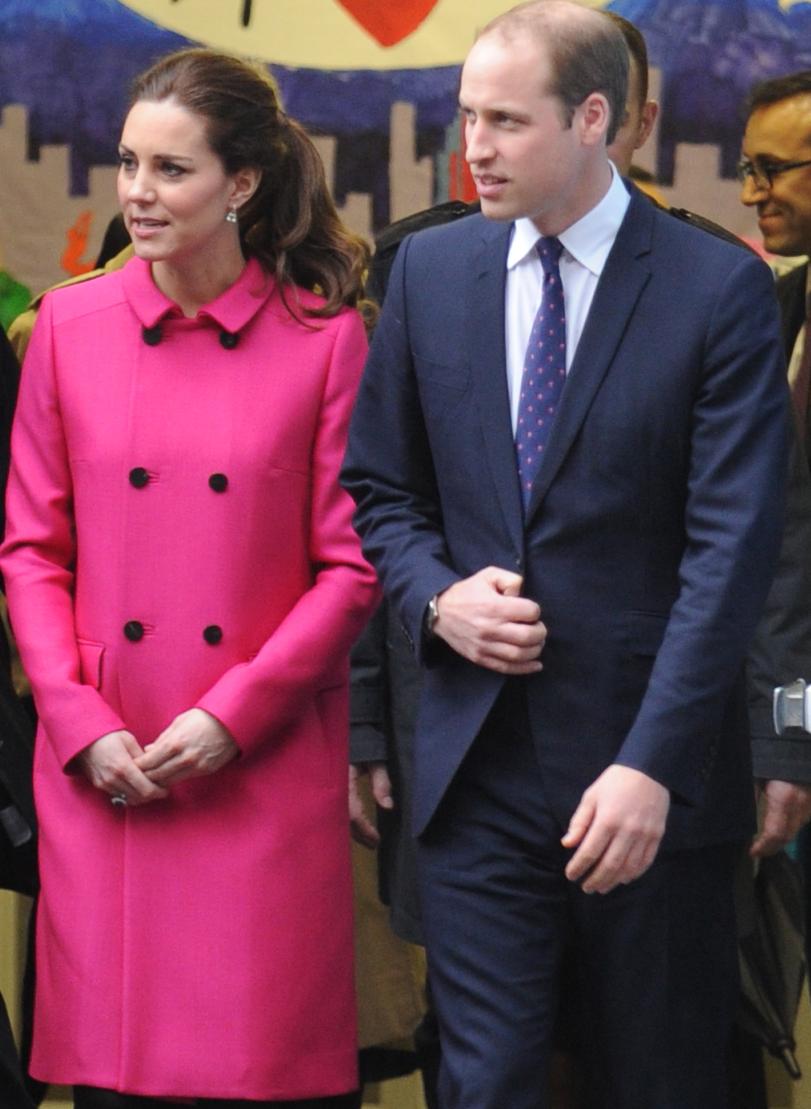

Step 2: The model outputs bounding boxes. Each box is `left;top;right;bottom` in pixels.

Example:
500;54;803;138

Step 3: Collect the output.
76;638;105;689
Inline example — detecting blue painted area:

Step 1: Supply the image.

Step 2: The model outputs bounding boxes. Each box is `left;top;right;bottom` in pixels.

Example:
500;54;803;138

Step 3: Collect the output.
0;0;189;194
608;0;811;181
0;0;459;222
2;0;811;220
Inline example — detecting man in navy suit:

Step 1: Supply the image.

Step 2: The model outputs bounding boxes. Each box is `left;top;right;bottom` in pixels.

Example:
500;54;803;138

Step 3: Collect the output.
342;3;789;1105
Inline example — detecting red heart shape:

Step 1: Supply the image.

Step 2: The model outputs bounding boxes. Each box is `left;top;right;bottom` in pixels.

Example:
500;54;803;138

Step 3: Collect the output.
336;0;439;46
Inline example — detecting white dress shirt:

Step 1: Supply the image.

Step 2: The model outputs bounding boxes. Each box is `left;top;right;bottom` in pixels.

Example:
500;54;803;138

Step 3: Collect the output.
505;164;631;433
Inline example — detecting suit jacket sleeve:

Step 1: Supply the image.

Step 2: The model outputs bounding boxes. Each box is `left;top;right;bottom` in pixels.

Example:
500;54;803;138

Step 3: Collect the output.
342;236;462;661
349;604;390;765
614;251;790;799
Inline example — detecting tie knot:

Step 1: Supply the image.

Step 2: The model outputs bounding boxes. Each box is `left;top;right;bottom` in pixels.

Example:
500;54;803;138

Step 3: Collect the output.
537;236;563;276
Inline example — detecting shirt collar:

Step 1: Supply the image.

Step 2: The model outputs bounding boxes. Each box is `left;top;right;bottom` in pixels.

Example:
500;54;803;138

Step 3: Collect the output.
507;162;631;275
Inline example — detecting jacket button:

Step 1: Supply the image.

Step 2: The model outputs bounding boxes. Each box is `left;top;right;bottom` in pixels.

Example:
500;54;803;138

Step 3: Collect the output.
203;625;223;645
219;331;239;350
129;467;149;488
208;473;228;493
142;325;162;346
123;620;144;642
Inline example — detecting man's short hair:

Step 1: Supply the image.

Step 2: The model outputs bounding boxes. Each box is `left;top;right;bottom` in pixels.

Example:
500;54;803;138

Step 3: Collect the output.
480;0;629;145
747;71;811;115
604;11;649;107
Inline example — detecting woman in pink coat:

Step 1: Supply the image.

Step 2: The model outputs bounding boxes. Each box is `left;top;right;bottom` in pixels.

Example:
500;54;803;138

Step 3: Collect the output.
0;48;378;1109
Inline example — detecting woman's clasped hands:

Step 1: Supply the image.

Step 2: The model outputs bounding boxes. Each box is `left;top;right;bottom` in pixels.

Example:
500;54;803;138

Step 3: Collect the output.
78;708;239;806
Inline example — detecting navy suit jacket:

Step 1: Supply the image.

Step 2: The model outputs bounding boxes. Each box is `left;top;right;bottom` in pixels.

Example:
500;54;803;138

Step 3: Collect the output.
343;187;789;850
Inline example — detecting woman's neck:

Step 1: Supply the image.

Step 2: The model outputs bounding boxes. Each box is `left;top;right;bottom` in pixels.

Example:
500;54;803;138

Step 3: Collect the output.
151;249;247;318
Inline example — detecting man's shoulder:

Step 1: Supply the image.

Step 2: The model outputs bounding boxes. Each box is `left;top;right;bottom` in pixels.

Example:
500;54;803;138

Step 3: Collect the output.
370;202;492;303
649;203;751;262
626;186;756;268
665;206;756;256
401;206;492;256
375;200;479;254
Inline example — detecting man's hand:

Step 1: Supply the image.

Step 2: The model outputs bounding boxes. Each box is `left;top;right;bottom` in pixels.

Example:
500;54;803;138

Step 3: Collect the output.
750;779;811;857
433;566;546;674
349;762;394;848
562;765;670;894
77;729;170;806
135;708;238;787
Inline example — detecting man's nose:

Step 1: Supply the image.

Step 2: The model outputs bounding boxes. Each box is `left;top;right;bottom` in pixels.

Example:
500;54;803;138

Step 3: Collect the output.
739;173;768;207
465;120;494;164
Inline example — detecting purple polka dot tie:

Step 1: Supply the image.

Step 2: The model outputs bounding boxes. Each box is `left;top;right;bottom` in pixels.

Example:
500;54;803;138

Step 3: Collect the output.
515;236;567;511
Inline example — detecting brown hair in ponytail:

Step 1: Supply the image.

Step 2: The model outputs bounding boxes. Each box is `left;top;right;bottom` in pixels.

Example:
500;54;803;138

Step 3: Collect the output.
129;48;373;322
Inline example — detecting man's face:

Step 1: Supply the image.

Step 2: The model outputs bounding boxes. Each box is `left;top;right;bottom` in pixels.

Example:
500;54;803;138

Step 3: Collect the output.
459;31;592;235
740;94;811;257
606;57;658;175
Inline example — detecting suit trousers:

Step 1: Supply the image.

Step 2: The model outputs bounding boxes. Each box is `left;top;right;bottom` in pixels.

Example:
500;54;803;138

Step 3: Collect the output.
416;685;741;1109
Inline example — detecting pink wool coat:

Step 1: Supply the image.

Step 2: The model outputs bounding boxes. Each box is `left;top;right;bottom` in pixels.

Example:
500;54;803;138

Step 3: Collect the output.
0;256;378;1100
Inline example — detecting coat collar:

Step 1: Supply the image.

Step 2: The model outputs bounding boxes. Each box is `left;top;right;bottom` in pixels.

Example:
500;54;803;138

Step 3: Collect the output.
121;255;274;333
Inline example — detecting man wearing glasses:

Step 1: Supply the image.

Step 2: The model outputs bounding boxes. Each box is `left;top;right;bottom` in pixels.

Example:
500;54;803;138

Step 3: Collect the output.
739;70;811;981
740;73;811;453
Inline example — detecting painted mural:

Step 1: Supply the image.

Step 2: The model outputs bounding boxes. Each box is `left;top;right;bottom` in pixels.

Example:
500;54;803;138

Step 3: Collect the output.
1;0;810;322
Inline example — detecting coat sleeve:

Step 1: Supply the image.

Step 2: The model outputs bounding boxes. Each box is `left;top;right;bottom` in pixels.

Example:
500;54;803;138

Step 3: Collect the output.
0;295;129;767
196;307;380;757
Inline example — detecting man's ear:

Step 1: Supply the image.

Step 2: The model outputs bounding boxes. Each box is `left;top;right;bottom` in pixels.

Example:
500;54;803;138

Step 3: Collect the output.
579;92;611;147
636;100;659;151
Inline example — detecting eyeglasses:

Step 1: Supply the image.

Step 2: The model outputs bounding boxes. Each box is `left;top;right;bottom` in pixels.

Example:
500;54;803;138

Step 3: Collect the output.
736;156;811;189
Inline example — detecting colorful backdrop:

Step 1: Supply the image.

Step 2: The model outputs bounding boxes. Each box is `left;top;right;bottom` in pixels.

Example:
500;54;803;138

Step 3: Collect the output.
1;0;811;324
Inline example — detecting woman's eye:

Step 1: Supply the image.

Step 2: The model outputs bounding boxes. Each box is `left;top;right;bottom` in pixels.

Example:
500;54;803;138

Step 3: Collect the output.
118;154;136;171
161;162;186;177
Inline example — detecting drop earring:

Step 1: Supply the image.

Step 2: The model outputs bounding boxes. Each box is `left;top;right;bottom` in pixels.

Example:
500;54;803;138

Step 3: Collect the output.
225;206;238;224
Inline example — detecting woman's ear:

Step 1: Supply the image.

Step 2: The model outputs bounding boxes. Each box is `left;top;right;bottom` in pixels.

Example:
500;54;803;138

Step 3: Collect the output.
229;166;262;211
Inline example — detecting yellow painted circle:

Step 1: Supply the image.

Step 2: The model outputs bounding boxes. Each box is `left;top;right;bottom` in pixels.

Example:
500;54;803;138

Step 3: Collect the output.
120;0;532;69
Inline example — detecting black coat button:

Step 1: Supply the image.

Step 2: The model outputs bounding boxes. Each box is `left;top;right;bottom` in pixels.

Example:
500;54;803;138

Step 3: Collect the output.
203;625;223;645
123;620;144;642
219;331;239;350
129;467;149;488
142;325;162;346
208;473;228;493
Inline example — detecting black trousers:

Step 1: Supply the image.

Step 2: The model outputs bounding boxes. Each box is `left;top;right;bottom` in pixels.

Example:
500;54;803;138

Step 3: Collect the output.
74;1089;362;1109
417;693;742;1109
0;992;35;1109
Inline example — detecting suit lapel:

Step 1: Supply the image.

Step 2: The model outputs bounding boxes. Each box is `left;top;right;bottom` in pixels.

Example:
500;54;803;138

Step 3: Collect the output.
466;220;525;551
525;188;654;523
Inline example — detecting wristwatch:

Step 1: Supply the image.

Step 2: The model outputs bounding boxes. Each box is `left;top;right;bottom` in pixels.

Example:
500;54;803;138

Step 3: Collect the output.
425;593;440;636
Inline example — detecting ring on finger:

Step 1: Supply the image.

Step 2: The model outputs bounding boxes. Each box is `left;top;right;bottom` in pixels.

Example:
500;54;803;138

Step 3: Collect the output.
110;793;128;808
